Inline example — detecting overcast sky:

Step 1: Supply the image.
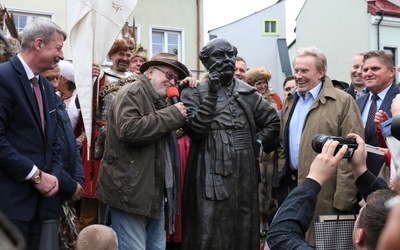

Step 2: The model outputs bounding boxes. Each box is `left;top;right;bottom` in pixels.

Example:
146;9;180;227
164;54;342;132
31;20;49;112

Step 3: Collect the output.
203;0;305;43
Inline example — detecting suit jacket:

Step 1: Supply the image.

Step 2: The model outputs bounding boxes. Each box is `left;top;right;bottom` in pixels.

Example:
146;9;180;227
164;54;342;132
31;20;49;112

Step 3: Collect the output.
345;83;357;99
356;83;400;176
345;83;369;100
0;55;62;222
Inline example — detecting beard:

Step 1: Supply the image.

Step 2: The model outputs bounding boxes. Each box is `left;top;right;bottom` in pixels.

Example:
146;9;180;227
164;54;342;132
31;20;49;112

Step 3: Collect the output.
219;71;234;85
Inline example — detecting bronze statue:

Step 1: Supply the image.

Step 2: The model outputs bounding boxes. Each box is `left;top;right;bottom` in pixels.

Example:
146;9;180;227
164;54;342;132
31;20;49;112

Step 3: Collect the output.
181;38;280;249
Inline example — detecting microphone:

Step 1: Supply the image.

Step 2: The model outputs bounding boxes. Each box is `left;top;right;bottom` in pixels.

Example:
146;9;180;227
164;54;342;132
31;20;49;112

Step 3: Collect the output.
167;87;180;104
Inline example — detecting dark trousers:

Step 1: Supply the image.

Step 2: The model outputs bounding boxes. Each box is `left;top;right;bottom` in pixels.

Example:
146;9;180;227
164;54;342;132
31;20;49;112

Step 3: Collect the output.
10;216;42;250
275;170;298;206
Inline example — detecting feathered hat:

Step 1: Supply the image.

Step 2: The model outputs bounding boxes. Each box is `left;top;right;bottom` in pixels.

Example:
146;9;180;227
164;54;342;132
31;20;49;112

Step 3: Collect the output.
132;44;147;61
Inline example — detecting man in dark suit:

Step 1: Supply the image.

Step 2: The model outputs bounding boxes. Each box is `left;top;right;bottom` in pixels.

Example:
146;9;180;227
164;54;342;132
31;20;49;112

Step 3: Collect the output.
346;52;368;100
0;17;65;250
356;50;400;176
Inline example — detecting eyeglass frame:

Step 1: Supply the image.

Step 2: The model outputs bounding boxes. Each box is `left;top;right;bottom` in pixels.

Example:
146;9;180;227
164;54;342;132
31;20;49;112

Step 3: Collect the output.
152;66;180;85
255;79;268;86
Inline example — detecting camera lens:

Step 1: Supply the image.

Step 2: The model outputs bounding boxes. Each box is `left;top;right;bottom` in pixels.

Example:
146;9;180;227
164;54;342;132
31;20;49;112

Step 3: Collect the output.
311;134;329;153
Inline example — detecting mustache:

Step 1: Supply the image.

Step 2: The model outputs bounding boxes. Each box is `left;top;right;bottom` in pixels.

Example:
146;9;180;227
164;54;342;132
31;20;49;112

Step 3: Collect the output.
214;63;234;72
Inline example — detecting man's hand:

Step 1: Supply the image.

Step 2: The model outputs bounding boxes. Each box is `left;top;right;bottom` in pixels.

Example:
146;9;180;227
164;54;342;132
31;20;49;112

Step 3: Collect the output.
375;110;390;125
307;140;347;186
92;62;101;78
346;133;368;179
71;183;84;202
34;172;59;197
174;102;187;118
179;77;200;89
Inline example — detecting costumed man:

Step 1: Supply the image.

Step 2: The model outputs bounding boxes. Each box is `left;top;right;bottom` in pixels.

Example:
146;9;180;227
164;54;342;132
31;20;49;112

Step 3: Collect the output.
180;38;280;249
79;37;138;230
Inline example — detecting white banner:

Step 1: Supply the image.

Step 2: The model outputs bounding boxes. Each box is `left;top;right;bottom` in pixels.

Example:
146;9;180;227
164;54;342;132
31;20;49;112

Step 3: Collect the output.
70;0;137;158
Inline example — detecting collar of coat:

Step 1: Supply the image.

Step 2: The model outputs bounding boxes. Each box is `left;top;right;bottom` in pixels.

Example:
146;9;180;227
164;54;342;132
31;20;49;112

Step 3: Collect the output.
132;74;168;110
286;76;338;105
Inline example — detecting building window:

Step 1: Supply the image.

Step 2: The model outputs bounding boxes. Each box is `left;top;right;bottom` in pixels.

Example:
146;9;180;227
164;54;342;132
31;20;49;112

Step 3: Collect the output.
11;11;52;32
14;15;27;32
384;47;397;83
151;28;182;60
262;18;279;36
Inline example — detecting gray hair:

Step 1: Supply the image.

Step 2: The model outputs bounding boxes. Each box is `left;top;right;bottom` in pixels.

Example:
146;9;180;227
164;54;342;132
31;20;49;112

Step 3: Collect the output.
21;17;67;52
294;46;327;74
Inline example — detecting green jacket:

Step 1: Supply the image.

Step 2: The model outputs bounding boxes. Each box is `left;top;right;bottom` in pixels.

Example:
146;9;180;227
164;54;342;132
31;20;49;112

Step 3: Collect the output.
96;75;185;217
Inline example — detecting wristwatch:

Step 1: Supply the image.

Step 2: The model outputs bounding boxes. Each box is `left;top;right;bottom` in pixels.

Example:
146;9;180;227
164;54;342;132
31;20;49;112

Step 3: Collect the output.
33;170;42;184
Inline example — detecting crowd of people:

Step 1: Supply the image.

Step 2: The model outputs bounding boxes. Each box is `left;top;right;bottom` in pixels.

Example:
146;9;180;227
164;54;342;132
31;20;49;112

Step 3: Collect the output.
1;16;400;250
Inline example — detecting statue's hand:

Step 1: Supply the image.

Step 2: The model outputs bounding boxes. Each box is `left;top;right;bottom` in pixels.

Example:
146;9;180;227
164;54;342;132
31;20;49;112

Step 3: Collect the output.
208;71;221;93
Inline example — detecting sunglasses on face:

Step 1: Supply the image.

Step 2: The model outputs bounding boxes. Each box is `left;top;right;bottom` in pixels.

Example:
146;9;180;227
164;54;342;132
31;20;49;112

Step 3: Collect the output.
153;66;180;85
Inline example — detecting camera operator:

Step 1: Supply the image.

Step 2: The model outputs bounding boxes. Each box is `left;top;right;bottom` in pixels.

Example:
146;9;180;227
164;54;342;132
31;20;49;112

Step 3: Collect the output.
267;133;394;250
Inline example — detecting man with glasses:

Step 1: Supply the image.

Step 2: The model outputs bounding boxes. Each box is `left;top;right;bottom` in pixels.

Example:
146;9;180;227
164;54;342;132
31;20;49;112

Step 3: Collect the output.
96;53;187;249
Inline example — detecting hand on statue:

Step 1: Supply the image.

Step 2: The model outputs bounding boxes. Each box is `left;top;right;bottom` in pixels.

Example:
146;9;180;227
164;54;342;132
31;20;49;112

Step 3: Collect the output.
179;77;200;89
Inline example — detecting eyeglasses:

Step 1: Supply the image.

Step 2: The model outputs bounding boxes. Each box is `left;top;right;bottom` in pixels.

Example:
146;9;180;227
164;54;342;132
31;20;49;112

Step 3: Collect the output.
255;80;268;86
45;76;61;82
152;66;180;84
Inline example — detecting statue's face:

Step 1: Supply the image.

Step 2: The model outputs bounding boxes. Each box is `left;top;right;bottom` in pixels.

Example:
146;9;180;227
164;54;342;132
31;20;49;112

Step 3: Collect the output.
207;40;236;84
